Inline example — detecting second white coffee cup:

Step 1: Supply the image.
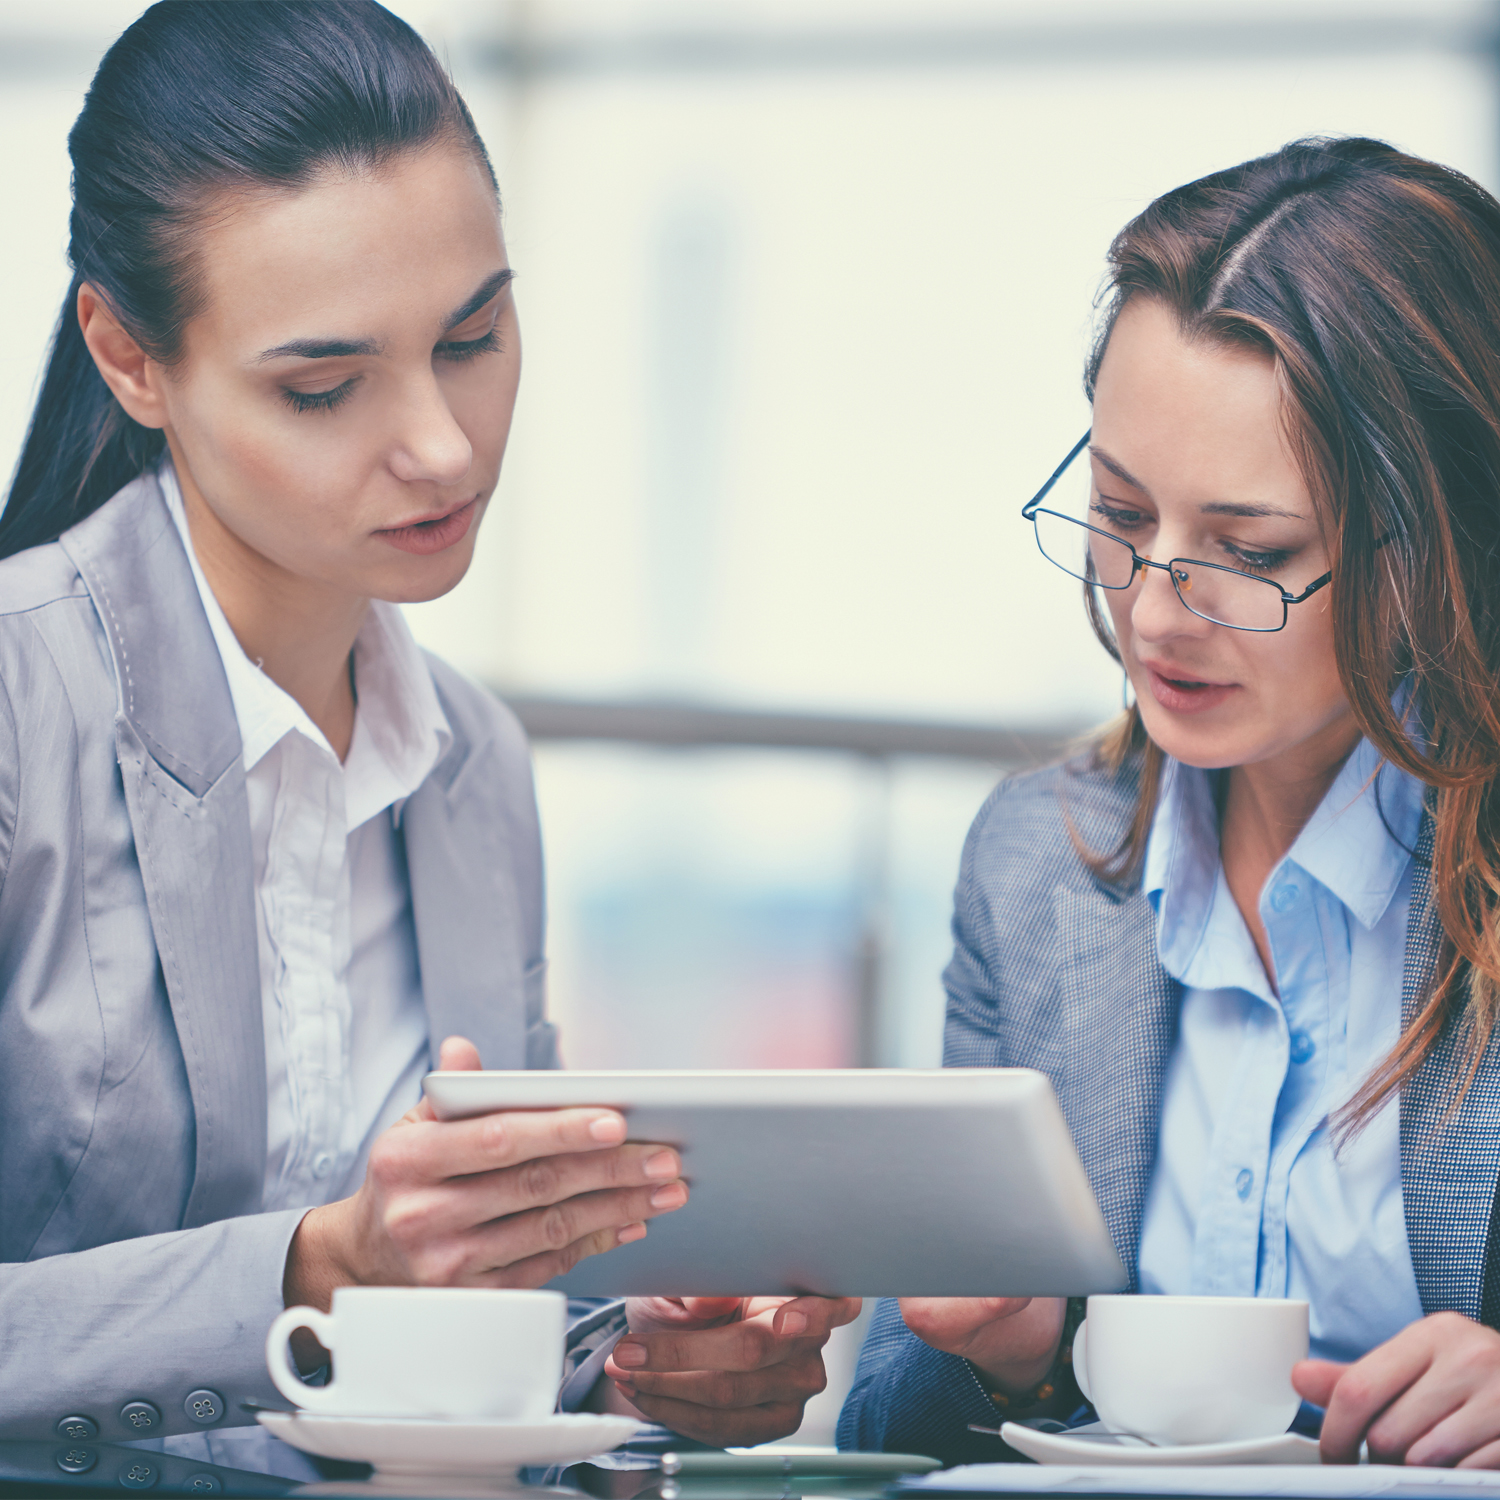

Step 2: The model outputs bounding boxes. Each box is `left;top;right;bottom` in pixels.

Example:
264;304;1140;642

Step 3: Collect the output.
1073;1294;1308;1447
266;1286;566;1421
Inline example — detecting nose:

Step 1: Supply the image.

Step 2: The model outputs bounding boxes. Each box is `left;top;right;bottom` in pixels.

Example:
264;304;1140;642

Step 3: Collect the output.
387;376;473;486
1129;556;1214;646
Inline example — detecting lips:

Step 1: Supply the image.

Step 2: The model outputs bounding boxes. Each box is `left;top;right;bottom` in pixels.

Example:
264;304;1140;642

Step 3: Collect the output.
376;498;478;557
1139;660;1239;715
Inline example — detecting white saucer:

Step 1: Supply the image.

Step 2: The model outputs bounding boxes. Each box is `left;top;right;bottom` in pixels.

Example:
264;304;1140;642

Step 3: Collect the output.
1000;1420;1323;1466
256;1410;640;1476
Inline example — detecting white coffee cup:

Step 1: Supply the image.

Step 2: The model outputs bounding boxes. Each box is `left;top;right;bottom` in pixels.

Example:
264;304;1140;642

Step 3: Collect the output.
1072;1294;1308;1447
266;1286;566;1421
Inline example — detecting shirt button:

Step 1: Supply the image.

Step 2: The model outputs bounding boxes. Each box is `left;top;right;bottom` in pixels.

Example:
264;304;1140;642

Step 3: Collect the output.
1270;883;1301;914
311;1152;334;1180
1236;1168;1255;1200
1290;1030;1316;1064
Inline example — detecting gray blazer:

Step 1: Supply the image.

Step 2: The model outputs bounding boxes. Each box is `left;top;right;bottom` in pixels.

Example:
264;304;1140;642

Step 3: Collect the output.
838;753;1500;1463
0;472;559;1443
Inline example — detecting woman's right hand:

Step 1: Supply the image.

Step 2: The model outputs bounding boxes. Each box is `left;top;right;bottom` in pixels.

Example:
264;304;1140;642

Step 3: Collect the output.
283;1037;688;1312
899;1297;1066;1394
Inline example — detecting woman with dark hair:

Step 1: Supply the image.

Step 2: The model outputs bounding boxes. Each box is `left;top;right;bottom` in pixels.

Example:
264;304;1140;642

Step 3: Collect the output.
839;136;1500;1469
0;0;855;1475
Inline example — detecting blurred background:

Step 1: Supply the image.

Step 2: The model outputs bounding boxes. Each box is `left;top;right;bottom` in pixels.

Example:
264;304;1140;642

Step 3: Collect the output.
1;0;1495;1440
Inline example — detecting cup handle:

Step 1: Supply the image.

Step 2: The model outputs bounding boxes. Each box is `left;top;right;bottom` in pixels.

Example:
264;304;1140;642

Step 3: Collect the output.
1071;1318;1092;1404
265;1305;341;1412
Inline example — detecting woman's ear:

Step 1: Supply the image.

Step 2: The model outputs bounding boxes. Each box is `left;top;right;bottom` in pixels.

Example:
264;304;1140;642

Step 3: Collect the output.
77;283;168;430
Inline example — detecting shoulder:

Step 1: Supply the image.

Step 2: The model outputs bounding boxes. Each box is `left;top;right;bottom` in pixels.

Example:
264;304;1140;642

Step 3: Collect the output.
0;538;89;619
943;746;1146;1060
957;747;1143;909
0;539;101;714
421;651;533;784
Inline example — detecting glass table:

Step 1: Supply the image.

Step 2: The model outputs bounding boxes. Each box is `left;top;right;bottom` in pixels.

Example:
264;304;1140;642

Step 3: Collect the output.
0;1442;911;1500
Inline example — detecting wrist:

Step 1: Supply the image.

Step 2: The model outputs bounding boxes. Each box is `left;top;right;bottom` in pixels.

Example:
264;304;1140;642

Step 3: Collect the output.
972;1344;1060;1396
283;1200;359;1311
968;1296;1067;1391
970;1297;1085;1416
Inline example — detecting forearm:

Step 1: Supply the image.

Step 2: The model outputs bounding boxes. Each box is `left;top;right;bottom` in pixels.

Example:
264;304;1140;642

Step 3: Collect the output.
0;1208;306;1443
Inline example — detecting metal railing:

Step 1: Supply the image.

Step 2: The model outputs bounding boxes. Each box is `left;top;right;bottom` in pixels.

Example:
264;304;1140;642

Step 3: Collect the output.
499;692;1097;1064
501;691;1090;767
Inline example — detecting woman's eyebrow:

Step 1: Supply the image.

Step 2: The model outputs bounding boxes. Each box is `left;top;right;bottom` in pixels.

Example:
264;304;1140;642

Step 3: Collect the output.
252;270;514;363
255;335;383;362
443;267;514;331
1092;444;1305;520
1201;499;1307;520
1089;445;1152;495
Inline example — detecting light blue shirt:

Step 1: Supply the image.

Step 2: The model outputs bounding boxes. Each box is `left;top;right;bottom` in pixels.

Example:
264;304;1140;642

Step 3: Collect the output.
1135;738;1428;1363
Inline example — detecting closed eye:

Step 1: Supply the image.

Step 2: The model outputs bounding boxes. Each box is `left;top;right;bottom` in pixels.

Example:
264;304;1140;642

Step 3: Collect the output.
1220;542;1294;575
436;328;501;361
283;380;357;414
1091;498;1152;533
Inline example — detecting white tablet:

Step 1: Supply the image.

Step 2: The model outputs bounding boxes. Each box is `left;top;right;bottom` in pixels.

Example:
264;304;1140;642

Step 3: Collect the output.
422;1068;1127;1298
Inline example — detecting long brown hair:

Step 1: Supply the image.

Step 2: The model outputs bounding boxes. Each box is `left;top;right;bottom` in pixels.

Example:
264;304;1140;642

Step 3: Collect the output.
1078;137;1500;1127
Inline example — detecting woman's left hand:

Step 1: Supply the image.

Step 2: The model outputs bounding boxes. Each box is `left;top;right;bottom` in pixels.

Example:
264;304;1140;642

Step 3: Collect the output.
603;1295;862;1445
1295;1312;1500;1466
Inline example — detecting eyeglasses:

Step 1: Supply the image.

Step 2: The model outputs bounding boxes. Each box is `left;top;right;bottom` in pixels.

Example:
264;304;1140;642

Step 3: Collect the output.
1021;430;1334;634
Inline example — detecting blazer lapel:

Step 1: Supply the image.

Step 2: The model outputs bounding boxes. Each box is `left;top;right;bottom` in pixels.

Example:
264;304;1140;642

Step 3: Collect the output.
1400;815;1500;1322
61;474;266;1228
1054;881;1179;1287
402;740;528;1071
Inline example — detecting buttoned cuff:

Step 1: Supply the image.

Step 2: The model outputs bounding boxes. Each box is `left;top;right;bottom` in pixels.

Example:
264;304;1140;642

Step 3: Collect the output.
557;1298;628;1412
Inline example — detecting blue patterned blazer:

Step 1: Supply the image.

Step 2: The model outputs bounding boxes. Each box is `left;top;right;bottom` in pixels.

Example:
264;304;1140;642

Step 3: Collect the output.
837;753;1500;1464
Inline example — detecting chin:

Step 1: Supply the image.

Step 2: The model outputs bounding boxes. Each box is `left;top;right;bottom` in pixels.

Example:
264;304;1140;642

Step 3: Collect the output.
1135;706;1250;772
364;541;479;605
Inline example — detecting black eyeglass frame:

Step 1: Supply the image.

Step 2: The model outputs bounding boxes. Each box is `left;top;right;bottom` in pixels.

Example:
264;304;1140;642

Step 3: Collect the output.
1021;429;1334;634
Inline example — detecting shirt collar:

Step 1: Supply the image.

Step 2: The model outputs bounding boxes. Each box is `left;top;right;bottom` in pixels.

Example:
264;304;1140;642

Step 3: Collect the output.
1144;733;1426;981
160;462;312;771
1285;734;1424;931
343;599;451;831
159;461;451;825
1142;757;1223;982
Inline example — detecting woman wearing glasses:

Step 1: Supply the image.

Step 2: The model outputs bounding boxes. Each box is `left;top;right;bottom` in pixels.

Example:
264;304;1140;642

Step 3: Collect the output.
840;136;1500;1469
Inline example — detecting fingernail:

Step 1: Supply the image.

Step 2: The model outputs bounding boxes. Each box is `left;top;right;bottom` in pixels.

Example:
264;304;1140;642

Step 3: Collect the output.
617;1222;647;1245
613;1381;636;1399
781;1310;808;1336
644;1150;678;1179
614;1341;647;1369
589;1114;626;1142
650;1181;687;1209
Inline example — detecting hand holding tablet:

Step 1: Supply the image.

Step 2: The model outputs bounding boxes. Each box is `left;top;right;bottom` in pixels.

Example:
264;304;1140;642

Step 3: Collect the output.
285;1039;692;1326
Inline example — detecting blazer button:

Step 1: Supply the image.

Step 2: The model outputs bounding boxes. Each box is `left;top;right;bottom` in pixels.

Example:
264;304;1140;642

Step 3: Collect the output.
119;1400;162;1432
185;1475;222;1495
118;1458;159;1489
56;1415;98;1441
184;1389;225;1425
54;1445;97;1474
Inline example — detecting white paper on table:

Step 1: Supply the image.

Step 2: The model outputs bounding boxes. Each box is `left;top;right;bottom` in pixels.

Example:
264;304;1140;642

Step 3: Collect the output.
895;1465;1500;1499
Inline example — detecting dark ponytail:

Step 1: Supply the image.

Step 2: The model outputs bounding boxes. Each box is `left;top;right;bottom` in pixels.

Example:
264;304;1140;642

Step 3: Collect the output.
0;0;495;560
